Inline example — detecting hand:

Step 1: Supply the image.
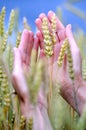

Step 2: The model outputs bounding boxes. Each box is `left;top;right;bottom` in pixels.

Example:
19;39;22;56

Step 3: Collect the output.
12;29;53;130
35;11;65;61
36;11;86;115
35;11;68;83
12;29;34;117
60;24;86;116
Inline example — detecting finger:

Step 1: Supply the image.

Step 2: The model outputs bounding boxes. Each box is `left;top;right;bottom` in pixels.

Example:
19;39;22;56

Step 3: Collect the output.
12;48;30;103
33;36;39;51
35;18;42;31
36;13;51;34
58;29;66;41
19;29;30;52
39;49;45;59
35;18;45;50
48;11;64;30
26;31;34;65
48;10;66;42
66;24;78;49
47;11;59;43
27;31;34;55
19;29;30;64
53;43;61;62
35;13;47;32
13;47;22;71
66;24;82;77
36;30;44;49
39;13;47;21
33;36;39;61
39;13;52;32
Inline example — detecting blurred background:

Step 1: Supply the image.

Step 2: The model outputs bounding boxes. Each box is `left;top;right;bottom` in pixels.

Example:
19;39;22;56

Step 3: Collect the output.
0;0;86;32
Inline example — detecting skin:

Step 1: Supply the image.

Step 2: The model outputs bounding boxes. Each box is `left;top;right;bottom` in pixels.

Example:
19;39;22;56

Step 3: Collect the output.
35;10;86;116
12;30;53;130
12;10;86;129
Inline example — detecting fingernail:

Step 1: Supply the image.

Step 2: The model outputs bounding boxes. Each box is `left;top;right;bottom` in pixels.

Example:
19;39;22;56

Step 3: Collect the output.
68;24;72;30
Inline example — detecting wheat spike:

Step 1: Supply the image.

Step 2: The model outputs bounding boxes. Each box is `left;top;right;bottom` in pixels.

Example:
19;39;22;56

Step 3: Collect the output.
20;115;26;130
57;38;69;67
82;59;86;81
42;17;53;56
27;117;33;130
8;10;15;35
51;14;57;44
16;32;22;48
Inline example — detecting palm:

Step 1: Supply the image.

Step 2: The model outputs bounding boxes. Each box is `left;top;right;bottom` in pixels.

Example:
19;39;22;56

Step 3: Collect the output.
35;11;67;82
19;30;34;69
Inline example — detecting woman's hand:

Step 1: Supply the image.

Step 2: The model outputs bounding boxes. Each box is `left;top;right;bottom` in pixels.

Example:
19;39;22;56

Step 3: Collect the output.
36;11;86;116
12;30;35;117
61;24;86;116
35;11;70;84
12;29;53;130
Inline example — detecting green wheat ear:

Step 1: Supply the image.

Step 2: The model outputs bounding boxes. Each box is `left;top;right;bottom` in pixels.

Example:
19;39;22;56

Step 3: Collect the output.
2;32;8;52
53;81;61;99
0;64;3;83
1;69;11;114
27;117;33;130
32;59;43;104
10;111;15;126
0;63;3;107
51;14;57;44
8;9;15;35
16;31;22;48
42;17;53;56
6;45;14;72
82;59;86;81
0;6;6;36
25;50;43;105
0;15;1;36
57;38;69;67
67;44;74;80
23;17;31;30
20;115;26;130
57;38;74;80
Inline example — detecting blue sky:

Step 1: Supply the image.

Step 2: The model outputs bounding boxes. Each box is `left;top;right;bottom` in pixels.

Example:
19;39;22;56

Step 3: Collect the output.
0;0;86;32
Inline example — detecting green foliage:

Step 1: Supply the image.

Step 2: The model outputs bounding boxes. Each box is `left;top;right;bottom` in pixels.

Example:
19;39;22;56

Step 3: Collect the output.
67;44;75;80
8;10;15;35
23;17;31;30
0;6;6;36
16;31;22;48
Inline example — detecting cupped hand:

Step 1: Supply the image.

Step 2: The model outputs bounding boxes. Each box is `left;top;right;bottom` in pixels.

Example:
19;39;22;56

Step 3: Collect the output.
12;29;53;129
35;11;85;115
12;30;35;116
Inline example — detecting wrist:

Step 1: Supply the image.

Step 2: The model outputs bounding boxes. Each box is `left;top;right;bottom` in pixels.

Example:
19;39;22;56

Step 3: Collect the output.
75;80;86;116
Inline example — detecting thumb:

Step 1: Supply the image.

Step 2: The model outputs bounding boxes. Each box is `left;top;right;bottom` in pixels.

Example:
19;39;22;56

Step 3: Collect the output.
66;24;72;37
66;24;82;78
66;24;78;49
13;48;22;69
